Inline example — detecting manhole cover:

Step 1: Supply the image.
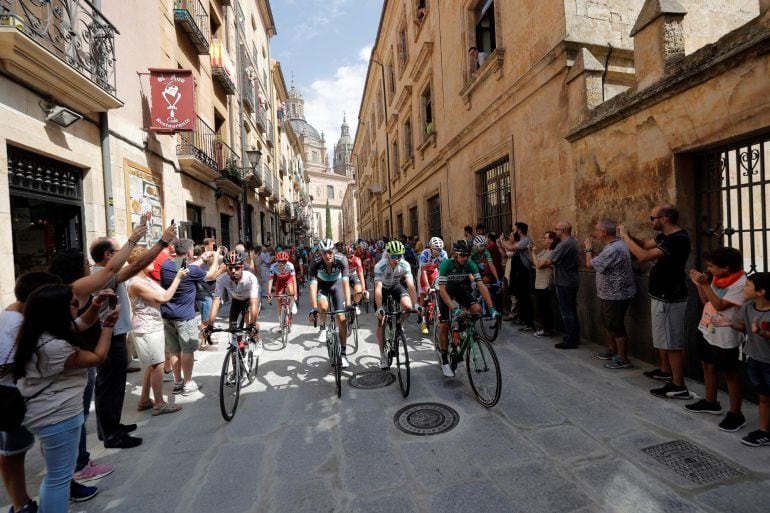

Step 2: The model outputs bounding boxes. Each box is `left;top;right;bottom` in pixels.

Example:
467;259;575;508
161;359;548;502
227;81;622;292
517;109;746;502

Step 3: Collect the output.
349;370;395;389
642;440;744;485
394;403;459;436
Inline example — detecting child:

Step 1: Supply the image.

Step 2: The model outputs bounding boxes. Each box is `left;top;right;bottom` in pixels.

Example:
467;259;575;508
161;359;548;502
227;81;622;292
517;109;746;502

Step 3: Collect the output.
685;247;747;432
714;272;770;447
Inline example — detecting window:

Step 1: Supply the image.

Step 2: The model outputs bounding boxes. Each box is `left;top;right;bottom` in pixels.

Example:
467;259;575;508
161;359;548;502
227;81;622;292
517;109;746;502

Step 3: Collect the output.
327;185;334;199
387;58;395;95
409;206;419;237
477;156;511;236
396;213;404;237
220;213;232;249
427;194;441;240
186;203;203;243
403;118;413;161
377;87;384;124
398;26;408;68
475;0;496;55
391;138;400;177
421;85;433;139
380;156;386;185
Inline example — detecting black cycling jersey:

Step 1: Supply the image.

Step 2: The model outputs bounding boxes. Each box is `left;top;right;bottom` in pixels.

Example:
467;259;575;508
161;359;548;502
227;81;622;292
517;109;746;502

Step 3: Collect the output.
308;254;350;285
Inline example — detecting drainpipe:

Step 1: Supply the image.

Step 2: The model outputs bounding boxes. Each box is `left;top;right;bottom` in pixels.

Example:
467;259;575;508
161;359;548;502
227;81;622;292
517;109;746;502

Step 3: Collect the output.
95;0;115;237
234;0;249;244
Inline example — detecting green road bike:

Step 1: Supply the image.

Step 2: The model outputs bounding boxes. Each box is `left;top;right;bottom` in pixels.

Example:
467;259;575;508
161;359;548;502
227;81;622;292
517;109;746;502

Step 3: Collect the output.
432;312;501;407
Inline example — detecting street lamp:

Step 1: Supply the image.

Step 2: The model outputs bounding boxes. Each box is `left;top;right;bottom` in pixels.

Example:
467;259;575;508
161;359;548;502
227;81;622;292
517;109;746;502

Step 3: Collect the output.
245;148;262;169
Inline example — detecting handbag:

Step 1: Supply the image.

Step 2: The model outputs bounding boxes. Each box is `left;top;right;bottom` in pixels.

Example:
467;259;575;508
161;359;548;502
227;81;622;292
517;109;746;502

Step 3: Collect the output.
0;342;58;432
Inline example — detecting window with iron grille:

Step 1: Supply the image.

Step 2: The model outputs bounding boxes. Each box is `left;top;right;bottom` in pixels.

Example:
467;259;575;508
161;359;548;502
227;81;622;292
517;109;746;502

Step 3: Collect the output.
404;118;413;161
427;194;442;241
477;157;511;236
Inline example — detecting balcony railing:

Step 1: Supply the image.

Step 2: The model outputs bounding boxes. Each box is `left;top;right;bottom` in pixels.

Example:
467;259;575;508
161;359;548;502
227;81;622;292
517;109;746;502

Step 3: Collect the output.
279;157;288;177
0;0;118;95
256;109;266;131
258;163;271;197
173;0;209;54
280;199;292;220
210;39;235;94
213;140;238;172
265;119;274;147
177;115;217;180
242;73;255;112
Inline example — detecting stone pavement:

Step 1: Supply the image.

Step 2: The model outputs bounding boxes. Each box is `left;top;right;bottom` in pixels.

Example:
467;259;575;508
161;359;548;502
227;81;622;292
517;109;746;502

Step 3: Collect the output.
4;298;770;513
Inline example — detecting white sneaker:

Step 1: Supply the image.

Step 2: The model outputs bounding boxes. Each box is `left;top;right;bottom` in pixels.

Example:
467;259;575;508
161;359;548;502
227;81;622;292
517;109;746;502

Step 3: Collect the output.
355;305;361;316
181;381;202;396
380;352;389;370
340;355;350;369
318;327;327;342
291;302;298;315
255;339;263;356
441;364;455;378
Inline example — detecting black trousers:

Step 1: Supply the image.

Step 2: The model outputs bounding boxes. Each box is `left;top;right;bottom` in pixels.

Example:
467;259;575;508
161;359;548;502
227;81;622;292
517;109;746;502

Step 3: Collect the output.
510;265;534;328
533;288;554;333
95;333;127;442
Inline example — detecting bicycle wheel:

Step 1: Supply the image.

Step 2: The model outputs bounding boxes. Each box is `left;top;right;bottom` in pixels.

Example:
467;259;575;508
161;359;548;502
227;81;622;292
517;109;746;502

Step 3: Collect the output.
466;336;501;407
219;348;241;421
347;313;358;354
364;298;369;313
432;323;442;366
332;332;342;398
245;339;259;385
478;313;500;342
395;330;410;397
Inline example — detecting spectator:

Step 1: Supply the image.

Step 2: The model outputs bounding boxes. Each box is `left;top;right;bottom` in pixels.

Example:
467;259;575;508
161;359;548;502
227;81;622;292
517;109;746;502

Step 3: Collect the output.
89;225;177;449
259;245;272;297
464;225;474;244
536;221;581;349
500;228;519;321
148;238;176;283
160;238;220;396
14;284;119;513
475;223;487;236
195;246;221;351
584;219;637;369
685;247;747;431
619;204;691;399
529;231;558;337
468;46;488;69
126;247;188;415
509;222;535;332
714;272;770;446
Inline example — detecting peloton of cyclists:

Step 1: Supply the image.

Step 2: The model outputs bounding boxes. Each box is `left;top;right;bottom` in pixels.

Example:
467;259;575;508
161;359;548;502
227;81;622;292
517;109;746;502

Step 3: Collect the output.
266;251;298;317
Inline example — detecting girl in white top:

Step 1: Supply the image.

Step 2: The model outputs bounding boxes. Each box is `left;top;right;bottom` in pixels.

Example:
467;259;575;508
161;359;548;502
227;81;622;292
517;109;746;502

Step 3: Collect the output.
14;284;119;513
126;247;187;415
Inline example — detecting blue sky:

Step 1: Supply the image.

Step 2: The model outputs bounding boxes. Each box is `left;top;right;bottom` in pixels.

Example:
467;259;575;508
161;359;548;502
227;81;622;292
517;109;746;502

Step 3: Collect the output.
270;0;382;157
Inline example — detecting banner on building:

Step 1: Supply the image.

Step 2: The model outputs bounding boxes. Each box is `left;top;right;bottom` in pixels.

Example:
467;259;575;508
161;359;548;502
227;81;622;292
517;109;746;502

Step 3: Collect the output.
149;68;195;132
124;160;164;245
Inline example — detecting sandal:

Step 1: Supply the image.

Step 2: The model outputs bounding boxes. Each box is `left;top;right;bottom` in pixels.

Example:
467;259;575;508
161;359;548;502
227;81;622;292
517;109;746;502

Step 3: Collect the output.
137;399;154;412
152;402;182;416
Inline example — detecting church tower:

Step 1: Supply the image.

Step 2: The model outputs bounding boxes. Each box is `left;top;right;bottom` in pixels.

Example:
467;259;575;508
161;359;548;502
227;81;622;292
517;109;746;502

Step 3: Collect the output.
333;114;354;177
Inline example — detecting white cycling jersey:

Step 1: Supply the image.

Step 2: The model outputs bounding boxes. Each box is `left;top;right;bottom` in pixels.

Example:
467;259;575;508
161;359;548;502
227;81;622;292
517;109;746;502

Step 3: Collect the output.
374;258;413;288
214;270;260;301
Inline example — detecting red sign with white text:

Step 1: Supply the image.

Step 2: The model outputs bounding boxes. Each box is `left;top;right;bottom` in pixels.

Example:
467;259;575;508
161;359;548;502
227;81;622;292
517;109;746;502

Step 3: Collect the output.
149;68;195;132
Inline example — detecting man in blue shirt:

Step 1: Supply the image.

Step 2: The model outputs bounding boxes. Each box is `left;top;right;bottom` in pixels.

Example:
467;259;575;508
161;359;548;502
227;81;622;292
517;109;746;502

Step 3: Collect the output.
161;238;220;396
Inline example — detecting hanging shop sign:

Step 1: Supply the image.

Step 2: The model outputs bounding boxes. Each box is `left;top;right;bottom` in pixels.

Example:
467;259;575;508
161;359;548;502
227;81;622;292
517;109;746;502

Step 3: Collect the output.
124;160;164;245
149;68;195;132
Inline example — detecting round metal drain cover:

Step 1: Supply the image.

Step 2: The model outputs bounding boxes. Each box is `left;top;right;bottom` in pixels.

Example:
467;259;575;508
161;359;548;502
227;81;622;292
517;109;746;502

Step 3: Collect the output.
349;370;395;389
394;403;460;436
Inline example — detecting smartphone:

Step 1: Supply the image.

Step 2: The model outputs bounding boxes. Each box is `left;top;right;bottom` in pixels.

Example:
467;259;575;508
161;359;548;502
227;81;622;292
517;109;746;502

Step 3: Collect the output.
107;294;118;308
181;257;187;269
171;218;175;226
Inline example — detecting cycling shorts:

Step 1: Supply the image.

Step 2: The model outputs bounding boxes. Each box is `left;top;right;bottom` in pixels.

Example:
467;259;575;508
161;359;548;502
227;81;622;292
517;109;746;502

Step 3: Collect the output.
419;269;439;294
438;287;478;322
274;276;294;296
380;283;410;307
229;298;256;327
349;274;361;287
317;280;346;311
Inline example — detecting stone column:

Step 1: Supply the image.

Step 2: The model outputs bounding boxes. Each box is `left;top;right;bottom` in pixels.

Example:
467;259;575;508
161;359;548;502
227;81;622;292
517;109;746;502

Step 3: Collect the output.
630;0;687;90
566;47;605;129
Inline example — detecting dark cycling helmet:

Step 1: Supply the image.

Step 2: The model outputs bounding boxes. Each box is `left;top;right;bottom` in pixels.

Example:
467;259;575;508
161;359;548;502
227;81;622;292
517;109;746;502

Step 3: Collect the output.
385;240;405;256
452;240;472;256
226;250;245;266
375;240;385;250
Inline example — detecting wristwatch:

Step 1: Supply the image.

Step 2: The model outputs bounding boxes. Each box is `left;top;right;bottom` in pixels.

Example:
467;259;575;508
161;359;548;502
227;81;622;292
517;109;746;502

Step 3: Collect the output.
584;248;593;253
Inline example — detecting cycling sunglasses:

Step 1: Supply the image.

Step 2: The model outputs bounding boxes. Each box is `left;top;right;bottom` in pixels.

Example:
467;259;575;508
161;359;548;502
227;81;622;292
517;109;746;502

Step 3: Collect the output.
389;254;404;260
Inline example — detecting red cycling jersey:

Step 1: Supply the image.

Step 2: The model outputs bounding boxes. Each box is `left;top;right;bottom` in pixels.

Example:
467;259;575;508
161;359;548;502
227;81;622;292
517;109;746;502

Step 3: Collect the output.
348;255;364;276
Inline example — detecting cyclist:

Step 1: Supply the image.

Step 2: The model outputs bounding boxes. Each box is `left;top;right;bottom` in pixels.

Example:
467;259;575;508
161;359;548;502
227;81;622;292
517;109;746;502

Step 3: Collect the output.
308;239;352;368
418;236;448;334
437;240;500;377
345;244;367;314
373;239;386;262
374;240;421;370
296;244;308;283
470;234;503;302
206;251;262;353
266;251;298;317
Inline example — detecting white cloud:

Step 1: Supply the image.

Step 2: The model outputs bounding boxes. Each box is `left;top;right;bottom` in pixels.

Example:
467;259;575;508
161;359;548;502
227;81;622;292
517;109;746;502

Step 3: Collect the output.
292;0;353;41
303;45;371;164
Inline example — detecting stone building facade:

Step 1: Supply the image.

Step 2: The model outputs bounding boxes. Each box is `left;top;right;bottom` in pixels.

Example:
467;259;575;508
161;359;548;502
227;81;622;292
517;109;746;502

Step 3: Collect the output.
0;0;308;306
353;0;768;365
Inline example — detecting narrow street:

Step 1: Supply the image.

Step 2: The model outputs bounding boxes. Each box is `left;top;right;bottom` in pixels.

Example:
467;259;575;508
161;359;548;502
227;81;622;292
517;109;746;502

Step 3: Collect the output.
8;297;769;513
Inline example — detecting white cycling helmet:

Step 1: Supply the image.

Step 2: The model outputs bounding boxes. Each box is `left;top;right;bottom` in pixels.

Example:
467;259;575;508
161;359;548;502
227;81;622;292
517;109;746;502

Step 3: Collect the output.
358;240;369;251
428;237;444;250
318;239;335;251
472;235;488;247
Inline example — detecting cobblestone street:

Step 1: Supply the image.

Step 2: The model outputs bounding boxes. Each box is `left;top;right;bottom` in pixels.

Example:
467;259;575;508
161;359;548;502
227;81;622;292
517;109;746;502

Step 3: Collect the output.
5;299;769;513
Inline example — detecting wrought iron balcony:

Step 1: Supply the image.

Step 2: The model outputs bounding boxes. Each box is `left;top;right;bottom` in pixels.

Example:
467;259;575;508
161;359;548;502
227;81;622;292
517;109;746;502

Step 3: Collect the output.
242;76;255;112
265;119;274;148
292;202;300;221
0;0;120;112
256;109;266;131
279;199;292;220
279;157;288;177
177;115;218;182
173;0;210;54
210;39;235;94
213;139;238;172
